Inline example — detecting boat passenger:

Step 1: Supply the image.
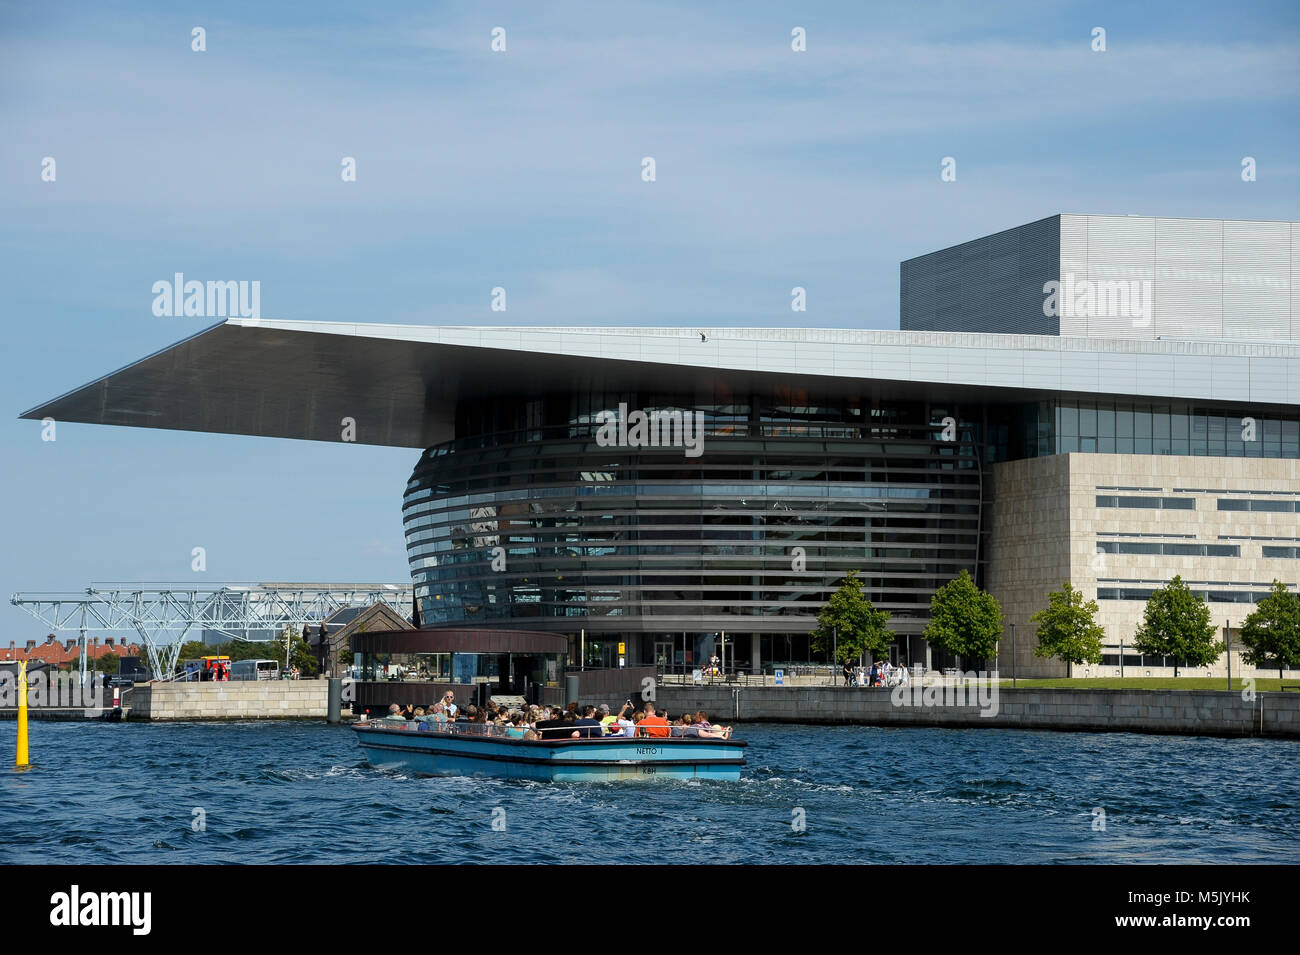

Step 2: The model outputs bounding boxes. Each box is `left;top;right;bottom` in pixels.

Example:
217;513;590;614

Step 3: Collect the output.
382;704;407;722
441;692;458;719
598;703;619;735
572;705;604;739
636;703;671;738
605;702;631;735
420;703;448;727
672;714;701;738
504;714;528;739
535;708;570;740
522;728;538;740
693;710;733;739
615;707;637;737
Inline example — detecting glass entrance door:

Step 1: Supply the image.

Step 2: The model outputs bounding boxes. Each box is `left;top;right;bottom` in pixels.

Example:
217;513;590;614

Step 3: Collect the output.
654;640;672;674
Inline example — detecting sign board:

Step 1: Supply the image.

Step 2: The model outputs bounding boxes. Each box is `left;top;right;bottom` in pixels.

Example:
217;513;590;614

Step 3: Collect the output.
618;642;625;654
774;669;785;686
691;668;703;684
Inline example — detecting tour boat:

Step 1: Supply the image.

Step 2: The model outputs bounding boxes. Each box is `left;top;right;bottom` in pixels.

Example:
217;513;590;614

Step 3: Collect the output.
353;720;747;782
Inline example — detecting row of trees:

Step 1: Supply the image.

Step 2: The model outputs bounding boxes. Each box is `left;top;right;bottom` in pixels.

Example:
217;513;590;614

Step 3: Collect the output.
1034;576;1300;678
810;568;1002;666
811;569;1300;676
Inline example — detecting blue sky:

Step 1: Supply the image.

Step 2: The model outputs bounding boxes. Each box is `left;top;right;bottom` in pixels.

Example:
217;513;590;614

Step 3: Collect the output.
1;0;1297;643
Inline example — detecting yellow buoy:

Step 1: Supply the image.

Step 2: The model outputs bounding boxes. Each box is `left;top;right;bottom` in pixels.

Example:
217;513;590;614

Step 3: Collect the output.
16;660;29;768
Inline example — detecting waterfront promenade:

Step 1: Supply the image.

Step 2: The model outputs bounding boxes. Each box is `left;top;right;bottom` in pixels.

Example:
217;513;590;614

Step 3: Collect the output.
633;685;1300;739
7;673;1298;738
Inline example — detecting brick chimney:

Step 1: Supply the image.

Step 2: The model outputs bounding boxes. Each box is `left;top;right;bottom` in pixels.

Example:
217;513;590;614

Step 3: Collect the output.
45;633;56;644
25;639;36;650
64;638;77;651
104;637;113;647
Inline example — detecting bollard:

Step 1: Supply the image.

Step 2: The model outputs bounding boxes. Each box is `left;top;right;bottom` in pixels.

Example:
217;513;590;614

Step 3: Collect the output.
16;661;29;768
564;674;580;708
327;678;341;724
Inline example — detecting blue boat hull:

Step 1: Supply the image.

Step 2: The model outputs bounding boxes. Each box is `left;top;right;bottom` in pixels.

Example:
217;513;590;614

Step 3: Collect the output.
354;723;746;782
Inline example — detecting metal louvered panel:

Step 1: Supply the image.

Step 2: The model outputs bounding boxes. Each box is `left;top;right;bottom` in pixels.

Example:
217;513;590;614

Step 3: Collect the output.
905;215;1296;343
1058;214;1089;337
1293;223;1300;341
1073;216;1154;341
900;215;1060;335
1155;217;1223;341
1223;220;1291;340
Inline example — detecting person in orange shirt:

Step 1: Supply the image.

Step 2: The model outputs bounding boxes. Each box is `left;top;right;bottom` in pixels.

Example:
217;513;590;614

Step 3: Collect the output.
636;702;671;738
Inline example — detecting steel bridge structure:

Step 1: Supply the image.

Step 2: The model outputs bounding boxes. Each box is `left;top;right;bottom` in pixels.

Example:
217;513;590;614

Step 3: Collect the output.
9;582;413;679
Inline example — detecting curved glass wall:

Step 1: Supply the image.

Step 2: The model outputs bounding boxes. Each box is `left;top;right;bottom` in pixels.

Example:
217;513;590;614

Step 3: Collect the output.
403;392;983;635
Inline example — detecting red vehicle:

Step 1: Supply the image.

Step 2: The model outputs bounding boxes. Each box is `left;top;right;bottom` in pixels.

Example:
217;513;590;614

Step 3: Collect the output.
199;656;231;681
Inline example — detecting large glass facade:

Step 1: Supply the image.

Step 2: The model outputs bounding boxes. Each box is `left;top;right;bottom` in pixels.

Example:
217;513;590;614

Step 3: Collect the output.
405;391;984;641
401;386;1299;664
1054;400;1300;458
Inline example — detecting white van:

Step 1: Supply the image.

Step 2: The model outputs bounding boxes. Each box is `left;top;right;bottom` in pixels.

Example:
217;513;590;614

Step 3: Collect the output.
230;659;281;681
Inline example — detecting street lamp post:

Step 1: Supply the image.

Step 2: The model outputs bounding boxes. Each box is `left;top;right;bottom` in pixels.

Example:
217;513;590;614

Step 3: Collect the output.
1225;618;1232;691
1011;622;1017;688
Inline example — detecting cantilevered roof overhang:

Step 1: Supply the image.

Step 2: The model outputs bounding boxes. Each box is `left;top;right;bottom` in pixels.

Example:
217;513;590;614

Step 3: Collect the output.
20;318;1300;449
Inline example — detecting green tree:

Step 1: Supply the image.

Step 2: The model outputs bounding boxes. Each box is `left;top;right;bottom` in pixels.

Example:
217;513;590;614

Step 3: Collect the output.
810;570;893;663
1238;580;1300;680
1031;581;1105;676
176;640;211;663
93;651;122;674
1132;575;1223;677
267;625;319;677
226;638;269;662
924;569;1003;669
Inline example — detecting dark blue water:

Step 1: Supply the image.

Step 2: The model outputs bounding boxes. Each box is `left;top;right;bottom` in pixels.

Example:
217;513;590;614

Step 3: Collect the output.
1;720;1297;864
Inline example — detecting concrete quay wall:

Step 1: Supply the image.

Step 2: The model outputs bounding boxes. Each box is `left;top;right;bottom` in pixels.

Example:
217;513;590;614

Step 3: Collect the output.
131;681;329;721
595;686;1300;739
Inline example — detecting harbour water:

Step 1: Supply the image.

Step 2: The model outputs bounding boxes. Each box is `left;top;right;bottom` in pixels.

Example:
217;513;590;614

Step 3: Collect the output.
2;721;1297;865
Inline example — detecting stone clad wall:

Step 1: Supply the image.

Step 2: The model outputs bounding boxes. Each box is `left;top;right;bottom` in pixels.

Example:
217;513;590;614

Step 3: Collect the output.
627;686;1300;739
131;681;329;720
127;681;1300;737
988;452;1300;682
986;454;1074;679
